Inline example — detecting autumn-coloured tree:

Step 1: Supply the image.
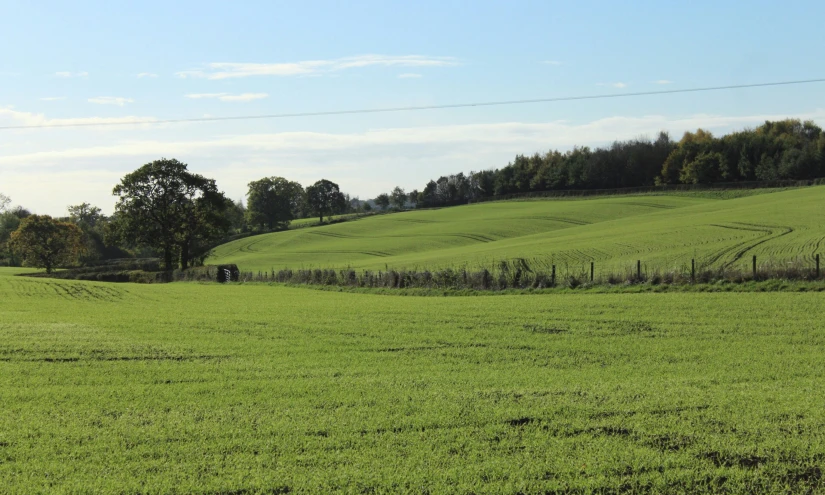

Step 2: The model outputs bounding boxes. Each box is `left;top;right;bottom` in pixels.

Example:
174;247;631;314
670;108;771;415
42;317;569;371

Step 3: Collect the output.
9;215;84;273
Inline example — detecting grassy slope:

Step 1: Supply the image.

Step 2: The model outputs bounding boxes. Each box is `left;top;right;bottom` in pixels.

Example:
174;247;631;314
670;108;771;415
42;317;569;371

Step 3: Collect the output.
1;269;824;493
211;187;825;273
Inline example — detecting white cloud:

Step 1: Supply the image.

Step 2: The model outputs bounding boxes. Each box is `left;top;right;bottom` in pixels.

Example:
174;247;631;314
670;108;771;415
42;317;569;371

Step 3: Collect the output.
185;93;268;102
55;71;89;78
398;73;422;79
40;97;66;101
137;72;159;78
653;80;674;85
88;97;134;106
0;107;156;128
176;54;459;79
541;60;562;66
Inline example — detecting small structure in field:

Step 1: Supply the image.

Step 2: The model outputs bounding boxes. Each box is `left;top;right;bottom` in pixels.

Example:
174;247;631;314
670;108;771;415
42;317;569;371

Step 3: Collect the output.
217;264;240;283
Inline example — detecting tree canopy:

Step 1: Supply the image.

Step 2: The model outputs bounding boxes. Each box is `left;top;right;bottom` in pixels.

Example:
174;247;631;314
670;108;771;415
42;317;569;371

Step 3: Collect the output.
245;177;305;231
9;215;84;273
112;158;229;270
306;179;347;222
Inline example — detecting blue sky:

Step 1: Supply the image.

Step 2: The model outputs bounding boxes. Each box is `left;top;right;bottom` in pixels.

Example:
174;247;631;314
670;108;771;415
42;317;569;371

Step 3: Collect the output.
2;0;824;214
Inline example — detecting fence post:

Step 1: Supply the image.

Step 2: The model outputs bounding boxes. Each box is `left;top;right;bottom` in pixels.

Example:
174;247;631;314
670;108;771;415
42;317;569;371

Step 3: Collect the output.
590;262;594;282
691;259;695;282
552;265;556;286
752;255;757;278
817;254;820;278
637;260;641;280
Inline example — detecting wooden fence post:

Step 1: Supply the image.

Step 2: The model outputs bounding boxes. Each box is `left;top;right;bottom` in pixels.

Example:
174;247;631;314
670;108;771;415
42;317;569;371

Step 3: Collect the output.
691;259;695;282
752;255;757;278
817;254;820;278
637;260;641;279
590;262;594;282
552;265;556;286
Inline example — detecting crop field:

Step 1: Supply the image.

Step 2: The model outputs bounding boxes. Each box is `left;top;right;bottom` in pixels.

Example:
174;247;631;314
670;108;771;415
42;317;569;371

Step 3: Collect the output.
2;268;825;493
211;186;825;275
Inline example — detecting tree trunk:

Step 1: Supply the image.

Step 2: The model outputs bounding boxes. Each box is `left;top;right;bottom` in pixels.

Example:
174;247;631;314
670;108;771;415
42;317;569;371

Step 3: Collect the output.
319;214;323;223
164;248;173;272
180;242;189;270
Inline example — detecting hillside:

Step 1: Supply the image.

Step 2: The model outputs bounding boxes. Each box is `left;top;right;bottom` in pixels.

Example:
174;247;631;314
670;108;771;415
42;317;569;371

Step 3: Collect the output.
210;186;825;273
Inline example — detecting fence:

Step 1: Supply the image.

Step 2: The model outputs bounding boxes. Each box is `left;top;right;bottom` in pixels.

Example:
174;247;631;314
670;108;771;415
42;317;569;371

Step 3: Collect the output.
231;254;823;290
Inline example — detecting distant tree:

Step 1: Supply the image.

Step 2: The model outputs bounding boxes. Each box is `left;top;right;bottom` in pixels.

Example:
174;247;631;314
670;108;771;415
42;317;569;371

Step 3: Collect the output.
224;198;247;233
0;193;9;213
306;179;346;222
363;202;373;212
246;177;304;231
407;189;419;208
67;202;105;229
374;193;391;211
112;158;229;271
9;215;84;273
390;186;407;209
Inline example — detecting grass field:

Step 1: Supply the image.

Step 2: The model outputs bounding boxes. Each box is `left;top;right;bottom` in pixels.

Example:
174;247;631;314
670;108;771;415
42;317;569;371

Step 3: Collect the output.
3;268;825;493
211;186;825;275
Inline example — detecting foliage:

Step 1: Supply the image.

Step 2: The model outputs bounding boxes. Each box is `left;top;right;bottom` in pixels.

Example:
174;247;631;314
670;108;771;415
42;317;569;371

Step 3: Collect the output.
245;177;305;231
306;179;347;222
112;158;230;270
8;214;84;273
390;186;407;209
0;192;9;213
3;270;825;492
374;193;390;211
370;120;823;208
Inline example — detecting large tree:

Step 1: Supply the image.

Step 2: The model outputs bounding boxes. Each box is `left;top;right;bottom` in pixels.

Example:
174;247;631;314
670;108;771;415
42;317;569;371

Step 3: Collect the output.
245;177;305;231
306;179;346;222
112;158;229;271
0;193;10;213
9;215;84;273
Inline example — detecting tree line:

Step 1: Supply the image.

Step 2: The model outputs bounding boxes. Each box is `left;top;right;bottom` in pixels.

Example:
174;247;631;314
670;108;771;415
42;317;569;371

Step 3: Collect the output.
0;159;357;272
374;119;825;208
2;119;823;272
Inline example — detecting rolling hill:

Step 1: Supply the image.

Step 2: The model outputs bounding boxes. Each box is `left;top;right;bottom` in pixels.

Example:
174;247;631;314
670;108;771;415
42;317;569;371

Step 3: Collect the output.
210;187;825;273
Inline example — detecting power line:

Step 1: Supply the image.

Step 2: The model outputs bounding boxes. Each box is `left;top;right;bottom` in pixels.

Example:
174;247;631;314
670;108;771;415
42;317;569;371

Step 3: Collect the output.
2;77;824;130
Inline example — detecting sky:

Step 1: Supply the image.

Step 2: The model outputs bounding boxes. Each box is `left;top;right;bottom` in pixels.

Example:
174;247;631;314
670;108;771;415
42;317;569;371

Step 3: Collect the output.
1;0;824;215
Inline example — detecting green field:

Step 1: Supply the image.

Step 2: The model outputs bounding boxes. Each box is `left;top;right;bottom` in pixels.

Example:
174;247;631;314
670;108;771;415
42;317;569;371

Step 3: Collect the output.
211;187;825;274
2;268;825;493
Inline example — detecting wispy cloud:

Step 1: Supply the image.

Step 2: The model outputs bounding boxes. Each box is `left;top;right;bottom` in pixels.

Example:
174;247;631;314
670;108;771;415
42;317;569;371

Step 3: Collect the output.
55;71;89;78
541;60;562;66
40;97;66;101
597;82;628;89
185;93;269;102
176;55;459;79
88;97;134;106
137;72;158;78
653;79;674;85
398;73;422;79
0;107;156;128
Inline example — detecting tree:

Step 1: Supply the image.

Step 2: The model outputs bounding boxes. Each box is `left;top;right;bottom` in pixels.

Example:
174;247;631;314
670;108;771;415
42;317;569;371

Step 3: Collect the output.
390;186;407;209
407;190;419;208
306;179;346;222
363;202;373;212
9;215;84;273
112;158;229;271
0;193;9;213
245;177;305;231
374;193;391;211
67;202;105;229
